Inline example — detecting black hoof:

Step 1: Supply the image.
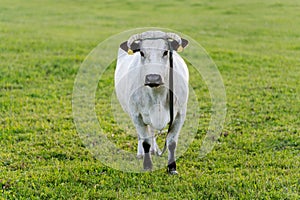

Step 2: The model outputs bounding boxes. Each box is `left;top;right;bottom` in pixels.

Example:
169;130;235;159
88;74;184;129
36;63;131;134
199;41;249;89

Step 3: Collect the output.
143;167;153;172
168;170;178;175
143;156;153;171
167;161;177;175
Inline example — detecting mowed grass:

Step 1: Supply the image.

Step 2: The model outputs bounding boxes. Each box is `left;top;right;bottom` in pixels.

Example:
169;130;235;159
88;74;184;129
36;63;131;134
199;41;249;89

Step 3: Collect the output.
1;0;300;199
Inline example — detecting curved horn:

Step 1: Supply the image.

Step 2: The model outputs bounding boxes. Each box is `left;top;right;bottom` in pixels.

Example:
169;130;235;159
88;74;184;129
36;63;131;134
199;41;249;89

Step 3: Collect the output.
166;32;184;52
127;33;143;49
125;31;186;54
165;32;182;45
128;31;182;47
126;33;143;55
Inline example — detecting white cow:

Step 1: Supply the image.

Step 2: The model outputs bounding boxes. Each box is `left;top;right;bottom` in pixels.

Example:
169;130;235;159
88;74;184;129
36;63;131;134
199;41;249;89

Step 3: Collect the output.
115;31;189;174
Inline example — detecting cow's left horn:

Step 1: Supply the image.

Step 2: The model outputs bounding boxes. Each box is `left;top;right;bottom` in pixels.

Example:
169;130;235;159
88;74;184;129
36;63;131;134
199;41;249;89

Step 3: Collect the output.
166;32;188;52
166;32;182;45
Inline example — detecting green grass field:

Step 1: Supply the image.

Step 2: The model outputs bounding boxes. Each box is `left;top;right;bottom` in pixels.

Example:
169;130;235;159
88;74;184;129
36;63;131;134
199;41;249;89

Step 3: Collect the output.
1;0;300;199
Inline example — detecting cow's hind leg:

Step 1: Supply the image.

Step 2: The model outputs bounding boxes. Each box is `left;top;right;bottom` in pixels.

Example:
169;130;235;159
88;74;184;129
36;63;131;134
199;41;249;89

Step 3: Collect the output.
137;139;144;159
148;127;162;155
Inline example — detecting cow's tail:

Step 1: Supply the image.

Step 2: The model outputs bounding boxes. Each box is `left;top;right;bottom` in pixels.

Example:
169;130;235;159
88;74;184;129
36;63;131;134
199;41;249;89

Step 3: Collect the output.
157;142;167;156
157;123;172;157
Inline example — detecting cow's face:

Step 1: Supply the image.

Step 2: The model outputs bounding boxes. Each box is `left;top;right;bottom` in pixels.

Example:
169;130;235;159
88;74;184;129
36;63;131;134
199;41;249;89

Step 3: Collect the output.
119;31;189;88
139;39;169;88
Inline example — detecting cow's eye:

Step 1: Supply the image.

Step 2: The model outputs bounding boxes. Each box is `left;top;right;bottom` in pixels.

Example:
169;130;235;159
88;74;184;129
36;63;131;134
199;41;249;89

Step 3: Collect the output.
140;51;145;57
163;50;168;57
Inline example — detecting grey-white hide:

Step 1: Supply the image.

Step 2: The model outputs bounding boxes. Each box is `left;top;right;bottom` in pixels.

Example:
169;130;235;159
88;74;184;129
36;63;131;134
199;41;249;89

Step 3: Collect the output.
114;31;189;174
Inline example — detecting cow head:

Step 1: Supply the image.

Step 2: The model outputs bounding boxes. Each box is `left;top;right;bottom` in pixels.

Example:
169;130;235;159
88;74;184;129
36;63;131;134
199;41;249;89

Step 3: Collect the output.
120;31;188;88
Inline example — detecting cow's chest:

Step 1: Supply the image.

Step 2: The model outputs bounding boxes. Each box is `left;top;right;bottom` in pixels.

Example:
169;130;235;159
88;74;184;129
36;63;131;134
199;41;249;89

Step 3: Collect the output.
139;92;170;131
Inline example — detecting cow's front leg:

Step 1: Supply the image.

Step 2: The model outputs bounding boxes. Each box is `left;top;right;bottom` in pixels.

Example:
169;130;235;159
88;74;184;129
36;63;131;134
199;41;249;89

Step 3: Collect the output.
137;139;144;159
166;112;185;175
142;140;152;170
132;114;153;171
137;127;159;158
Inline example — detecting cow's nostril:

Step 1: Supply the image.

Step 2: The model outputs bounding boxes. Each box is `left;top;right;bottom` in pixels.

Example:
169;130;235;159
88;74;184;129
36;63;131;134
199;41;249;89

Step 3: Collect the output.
145;74;163;87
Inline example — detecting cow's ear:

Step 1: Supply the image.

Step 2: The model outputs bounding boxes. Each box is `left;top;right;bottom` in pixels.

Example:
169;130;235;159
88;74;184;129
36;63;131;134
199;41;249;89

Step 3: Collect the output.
120;41;129;52
181;38;189;48
120;41;140;55
171;38;189;52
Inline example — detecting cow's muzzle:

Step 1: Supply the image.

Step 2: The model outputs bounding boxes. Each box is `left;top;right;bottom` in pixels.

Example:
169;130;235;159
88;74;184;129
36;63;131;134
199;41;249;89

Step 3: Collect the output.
145;74;163;88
